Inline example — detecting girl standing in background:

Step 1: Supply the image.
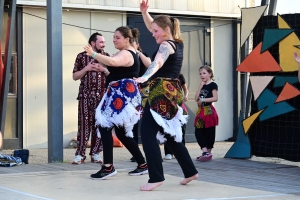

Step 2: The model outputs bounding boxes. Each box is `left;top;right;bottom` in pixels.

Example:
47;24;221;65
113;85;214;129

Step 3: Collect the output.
194;65;219;162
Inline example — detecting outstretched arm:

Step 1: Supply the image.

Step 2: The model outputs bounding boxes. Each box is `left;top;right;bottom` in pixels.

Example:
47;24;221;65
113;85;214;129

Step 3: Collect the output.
134;42;171;83
84;44;132;67
140;0;153;32
294;52;300;82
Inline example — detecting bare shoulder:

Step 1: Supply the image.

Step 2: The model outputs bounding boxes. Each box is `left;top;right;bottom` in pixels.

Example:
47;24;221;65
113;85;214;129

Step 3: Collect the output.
159;41;174;54
161;41;175;54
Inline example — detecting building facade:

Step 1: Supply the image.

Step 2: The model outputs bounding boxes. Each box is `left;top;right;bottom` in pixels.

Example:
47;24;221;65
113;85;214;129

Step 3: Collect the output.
2;0;254;148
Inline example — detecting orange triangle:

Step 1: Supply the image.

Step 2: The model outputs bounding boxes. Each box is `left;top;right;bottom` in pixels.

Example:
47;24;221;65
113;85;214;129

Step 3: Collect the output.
236;42;281;72
275;82;300;103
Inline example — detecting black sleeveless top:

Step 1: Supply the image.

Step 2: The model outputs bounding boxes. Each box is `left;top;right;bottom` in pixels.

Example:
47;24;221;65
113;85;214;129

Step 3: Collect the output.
106;50;140;87
151;40;183;79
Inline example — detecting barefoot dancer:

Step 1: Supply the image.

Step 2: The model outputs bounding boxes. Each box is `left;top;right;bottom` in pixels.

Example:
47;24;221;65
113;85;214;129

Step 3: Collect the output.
134;0;198;191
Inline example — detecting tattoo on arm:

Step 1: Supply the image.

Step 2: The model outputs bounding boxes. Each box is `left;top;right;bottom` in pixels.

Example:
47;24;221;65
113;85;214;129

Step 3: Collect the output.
143;61;158;78
158;43;170;62
142;43;170;79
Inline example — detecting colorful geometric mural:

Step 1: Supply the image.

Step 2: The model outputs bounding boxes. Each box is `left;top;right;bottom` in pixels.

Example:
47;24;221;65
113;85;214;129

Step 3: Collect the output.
273;76;299;87
261;28;294;53
225;115;251;159
278;15;300;72
257;89;296;121
250;76;273;100
236;42;281;72
226;11;300;161
275;82;300;102
240;5;267;47
242;109;264;134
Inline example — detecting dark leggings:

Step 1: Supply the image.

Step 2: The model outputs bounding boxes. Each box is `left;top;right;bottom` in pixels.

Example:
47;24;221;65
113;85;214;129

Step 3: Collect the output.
132;121;140;145
141;103;198;183
164;124;186;155
194;127;216;150
99;126;146;165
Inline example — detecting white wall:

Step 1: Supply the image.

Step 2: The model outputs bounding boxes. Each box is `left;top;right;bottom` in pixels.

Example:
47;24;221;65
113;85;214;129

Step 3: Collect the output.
23;7;125;148
210;19;234;141
23;8;48;148
18;0;245;18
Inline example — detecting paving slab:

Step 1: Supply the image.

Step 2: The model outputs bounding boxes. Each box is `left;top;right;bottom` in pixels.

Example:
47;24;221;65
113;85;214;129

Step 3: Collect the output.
0;142;299;200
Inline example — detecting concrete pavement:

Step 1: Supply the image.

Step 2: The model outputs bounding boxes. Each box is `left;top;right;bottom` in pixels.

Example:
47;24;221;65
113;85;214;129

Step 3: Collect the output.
0;142;299;200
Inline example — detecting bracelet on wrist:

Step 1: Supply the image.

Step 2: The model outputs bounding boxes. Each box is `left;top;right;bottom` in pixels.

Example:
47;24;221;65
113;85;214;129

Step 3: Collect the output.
92;52;97;58
104;68;109;74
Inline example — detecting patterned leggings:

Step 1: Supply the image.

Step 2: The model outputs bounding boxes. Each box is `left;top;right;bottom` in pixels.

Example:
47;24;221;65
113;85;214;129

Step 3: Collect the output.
75;97;103;157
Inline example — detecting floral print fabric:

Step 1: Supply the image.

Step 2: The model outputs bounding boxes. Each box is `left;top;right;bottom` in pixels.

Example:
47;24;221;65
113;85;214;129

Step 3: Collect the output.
147;78;188;143
194;105;218;128
95;78;142;138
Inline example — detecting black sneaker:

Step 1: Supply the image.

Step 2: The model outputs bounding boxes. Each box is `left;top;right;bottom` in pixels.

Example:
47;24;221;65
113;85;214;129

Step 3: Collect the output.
91;165;117;180
128;163;148;176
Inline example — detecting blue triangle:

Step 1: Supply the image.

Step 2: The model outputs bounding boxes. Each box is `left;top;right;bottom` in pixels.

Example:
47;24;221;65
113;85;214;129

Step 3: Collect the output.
273;76;299;88
225;115;251;159
261;29;294;53
257;89;296;121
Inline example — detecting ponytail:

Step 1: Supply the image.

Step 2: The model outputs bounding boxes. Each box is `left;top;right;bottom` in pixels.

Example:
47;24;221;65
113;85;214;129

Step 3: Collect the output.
171;17;183;43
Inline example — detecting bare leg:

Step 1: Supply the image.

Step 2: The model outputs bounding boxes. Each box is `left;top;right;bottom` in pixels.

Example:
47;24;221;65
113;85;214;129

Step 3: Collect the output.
207;148;212;153
180;174;199;185
140;182;164;191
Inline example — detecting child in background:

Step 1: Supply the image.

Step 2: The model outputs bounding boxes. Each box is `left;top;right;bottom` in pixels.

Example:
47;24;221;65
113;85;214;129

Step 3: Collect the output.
194;65;218;162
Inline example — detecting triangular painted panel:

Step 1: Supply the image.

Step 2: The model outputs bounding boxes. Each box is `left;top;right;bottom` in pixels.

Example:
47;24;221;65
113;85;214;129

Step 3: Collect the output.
225;115;251;159
241;5;268;47
250;76;273;100
273;76;299;88
257;89;296;121
236;42;281;72
261;29;294;53
275;82;300;103
278;15;300;72
242;109;264;134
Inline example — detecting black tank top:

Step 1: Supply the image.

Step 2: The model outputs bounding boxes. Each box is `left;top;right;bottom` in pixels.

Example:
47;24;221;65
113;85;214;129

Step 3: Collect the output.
106;50;140;87
151;40;183;79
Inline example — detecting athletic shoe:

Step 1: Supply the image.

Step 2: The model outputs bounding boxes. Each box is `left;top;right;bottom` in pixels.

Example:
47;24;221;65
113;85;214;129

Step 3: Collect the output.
128;163;148;176
198;153;212;162
91;165;117;180
91;153;102;163
72;155;85;164
164;154;172;160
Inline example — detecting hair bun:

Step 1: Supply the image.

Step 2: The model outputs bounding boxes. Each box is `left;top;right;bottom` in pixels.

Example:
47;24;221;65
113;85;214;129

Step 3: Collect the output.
130;27;140;39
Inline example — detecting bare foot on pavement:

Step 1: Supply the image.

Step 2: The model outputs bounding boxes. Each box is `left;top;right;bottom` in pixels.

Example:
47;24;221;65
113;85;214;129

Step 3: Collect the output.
140;182;163;191
180;174;199;185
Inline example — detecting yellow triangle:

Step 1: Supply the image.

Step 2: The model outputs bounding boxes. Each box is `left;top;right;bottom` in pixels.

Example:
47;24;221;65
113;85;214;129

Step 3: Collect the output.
278;15;300;72
242;109;264;134
278;15;290;28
